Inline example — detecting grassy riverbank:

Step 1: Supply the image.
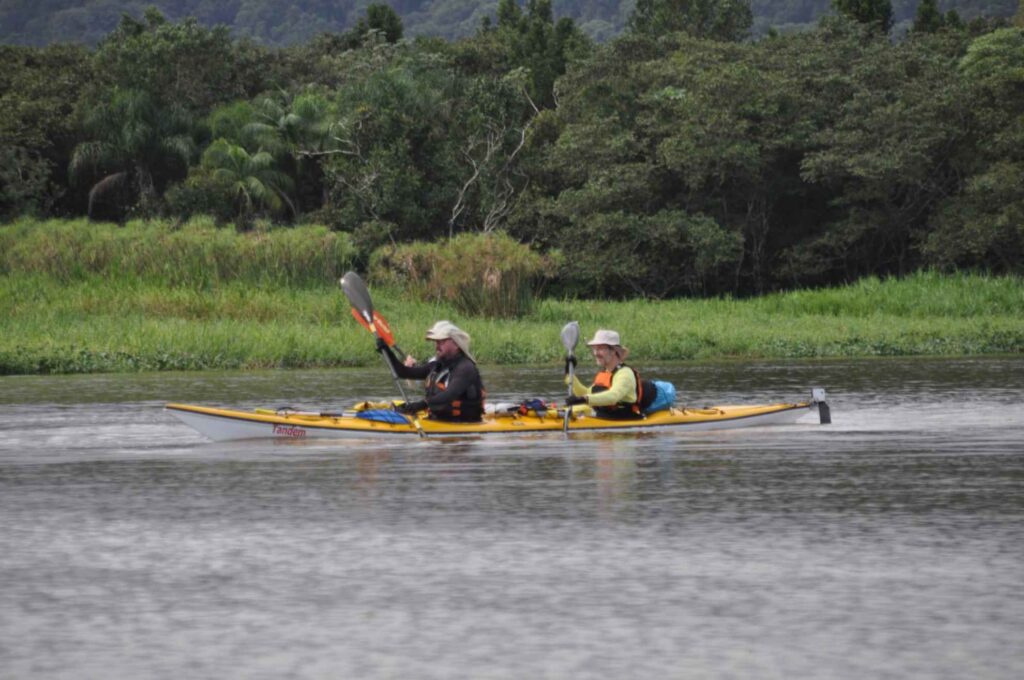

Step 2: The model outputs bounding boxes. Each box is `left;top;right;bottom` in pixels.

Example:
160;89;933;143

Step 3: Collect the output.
1;270;1022;375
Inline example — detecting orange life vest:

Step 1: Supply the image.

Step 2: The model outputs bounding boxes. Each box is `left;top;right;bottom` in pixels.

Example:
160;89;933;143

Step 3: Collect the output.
591;365;644;418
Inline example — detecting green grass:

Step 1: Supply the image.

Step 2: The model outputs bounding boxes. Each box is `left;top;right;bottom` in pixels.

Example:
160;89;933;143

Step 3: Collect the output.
1;270;1022;375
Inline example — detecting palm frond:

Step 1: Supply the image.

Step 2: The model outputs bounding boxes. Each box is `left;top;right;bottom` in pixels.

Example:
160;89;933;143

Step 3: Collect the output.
163;135;196;165
248;150;276;172
210;168;238;185
69;141;117;184
202;139;238;171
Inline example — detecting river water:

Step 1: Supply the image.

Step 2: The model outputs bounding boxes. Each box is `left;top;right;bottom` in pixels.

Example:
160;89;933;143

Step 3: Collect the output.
1;357;1022;679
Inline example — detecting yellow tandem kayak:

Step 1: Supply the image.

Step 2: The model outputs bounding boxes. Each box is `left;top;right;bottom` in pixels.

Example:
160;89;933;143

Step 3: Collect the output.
166;393;829;441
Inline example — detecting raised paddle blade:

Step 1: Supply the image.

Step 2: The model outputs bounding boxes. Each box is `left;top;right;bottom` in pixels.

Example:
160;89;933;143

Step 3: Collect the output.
371;311;395;345
560;321;580;357
341;273;409;360
350;306;373;333
340;271;374;323
349;308;397;347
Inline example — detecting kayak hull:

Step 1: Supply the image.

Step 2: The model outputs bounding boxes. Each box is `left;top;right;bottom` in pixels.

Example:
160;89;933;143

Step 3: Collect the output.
165;400;821;442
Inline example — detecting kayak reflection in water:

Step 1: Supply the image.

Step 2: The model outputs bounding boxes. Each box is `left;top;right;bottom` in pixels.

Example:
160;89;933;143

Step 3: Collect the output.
377;320;486;422
565;329;655;420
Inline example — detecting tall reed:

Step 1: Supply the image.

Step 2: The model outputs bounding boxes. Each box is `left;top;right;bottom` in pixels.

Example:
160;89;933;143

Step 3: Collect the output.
0;217;357;288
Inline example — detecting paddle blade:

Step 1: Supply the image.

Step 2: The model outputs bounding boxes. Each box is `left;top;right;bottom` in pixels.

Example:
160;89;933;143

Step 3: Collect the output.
340;271;374;319
350;308;396;346
349;307;373;334
560;321;580;357
372;311;395;345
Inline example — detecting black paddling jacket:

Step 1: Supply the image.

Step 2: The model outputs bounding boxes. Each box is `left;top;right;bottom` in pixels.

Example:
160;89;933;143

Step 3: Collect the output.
382;348;485;422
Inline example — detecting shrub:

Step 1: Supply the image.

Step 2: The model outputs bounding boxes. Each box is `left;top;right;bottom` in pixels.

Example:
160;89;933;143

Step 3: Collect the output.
370;231;558;317
163;170;236;224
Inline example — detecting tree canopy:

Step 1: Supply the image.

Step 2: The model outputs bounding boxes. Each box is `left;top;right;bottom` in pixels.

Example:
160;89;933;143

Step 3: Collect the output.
2;4;1023;297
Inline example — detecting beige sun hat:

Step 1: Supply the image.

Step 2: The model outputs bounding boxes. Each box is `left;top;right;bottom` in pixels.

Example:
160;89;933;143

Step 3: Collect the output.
586;329;629;359
425;320;475;362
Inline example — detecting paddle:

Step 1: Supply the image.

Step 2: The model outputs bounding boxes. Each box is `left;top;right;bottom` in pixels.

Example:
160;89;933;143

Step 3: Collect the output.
339;271;417;414
561;321;580;434
348;307;408;360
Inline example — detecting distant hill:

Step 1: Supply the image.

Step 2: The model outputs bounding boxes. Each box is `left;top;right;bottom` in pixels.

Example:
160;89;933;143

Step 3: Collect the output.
0;0;1017;46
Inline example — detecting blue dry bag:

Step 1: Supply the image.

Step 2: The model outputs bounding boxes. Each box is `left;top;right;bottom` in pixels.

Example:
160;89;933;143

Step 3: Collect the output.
643;380;677;414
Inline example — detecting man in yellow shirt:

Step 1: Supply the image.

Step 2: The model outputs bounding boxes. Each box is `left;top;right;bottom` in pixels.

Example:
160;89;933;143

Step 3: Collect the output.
565;329;644;419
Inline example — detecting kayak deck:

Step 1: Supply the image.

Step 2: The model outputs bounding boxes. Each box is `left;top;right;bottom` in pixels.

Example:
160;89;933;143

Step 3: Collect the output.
165;399;822;442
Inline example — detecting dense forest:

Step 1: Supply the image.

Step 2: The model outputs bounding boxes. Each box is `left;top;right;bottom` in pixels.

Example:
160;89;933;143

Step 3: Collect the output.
0;0;1018;44
2;0;1023;299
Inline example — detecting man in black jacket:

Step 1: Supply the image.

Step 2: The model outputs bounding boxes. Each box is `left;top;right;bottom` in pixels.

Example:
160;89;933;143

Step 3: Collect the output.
377;320;485;422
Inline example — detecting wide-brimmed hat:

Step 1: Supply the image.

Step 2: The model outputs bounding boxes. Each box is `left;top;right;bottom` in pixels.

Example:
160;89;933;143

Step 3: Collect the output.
425;320;475;362
586;329;628;359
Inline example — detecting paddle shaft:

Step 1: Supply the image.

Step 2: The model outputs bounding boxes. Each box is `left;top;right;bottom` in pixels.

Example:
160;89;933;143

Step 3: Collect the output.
560;321;580;434
376;329;410;403
563;355;575;433
367;314;425;436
